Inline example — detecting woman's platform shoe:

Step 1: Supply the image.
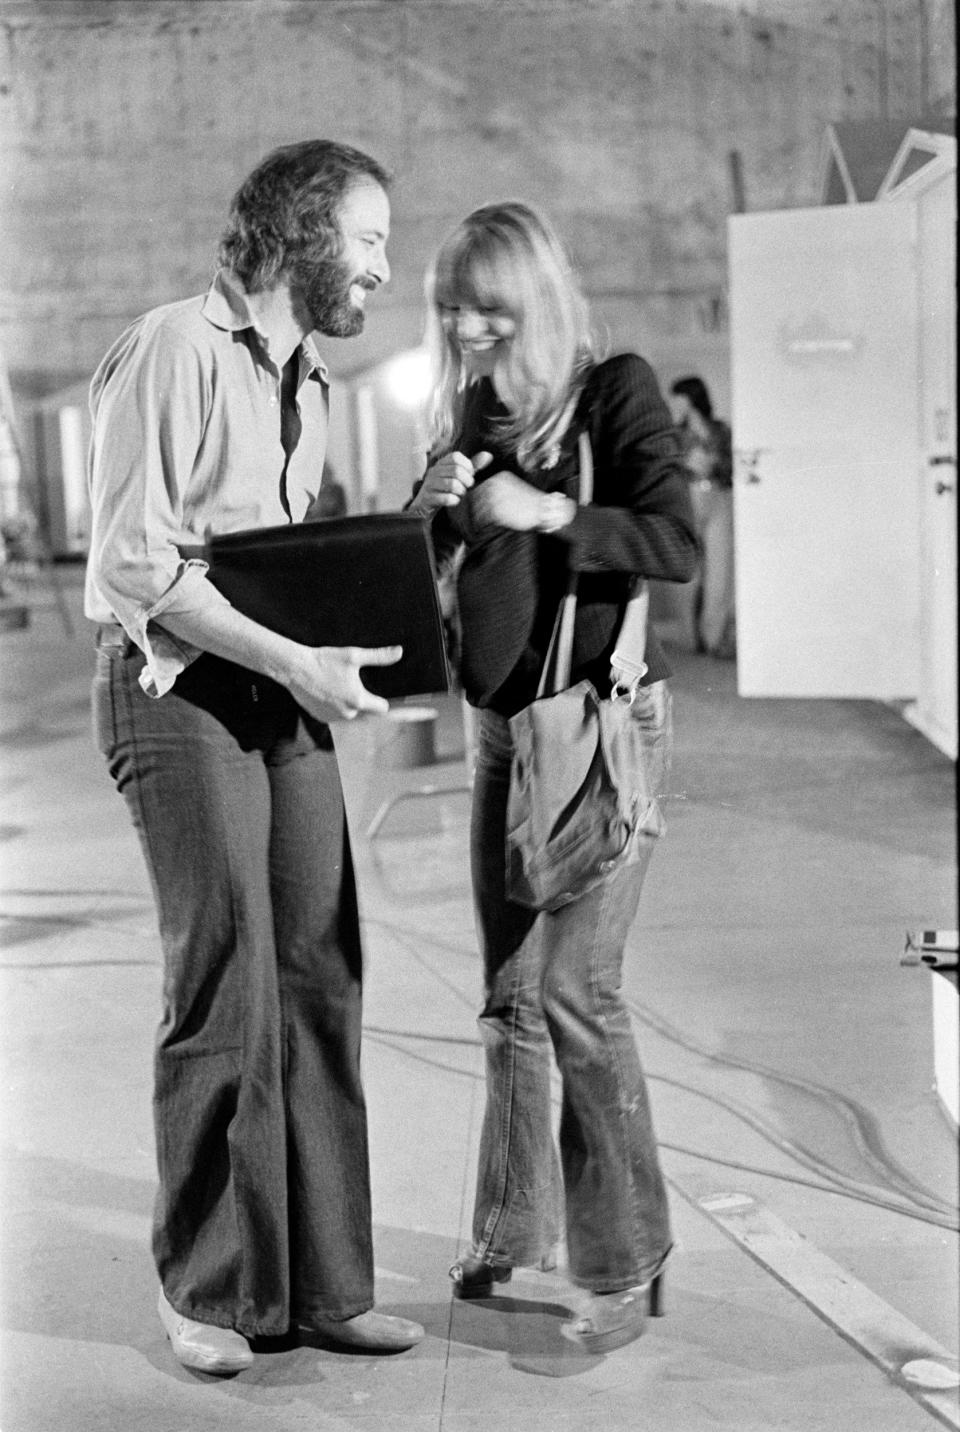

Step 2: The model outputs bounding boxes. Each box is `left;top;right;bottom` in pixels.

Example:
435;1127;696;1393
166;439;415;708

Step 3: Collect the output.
449;1253;513;1300
561;1273;664;1354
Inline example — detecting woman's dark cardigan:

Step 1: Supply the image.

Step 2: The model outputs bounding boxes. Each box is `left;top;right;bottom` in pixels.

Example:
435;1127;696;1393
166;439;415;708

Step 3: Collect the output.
421;353;699;717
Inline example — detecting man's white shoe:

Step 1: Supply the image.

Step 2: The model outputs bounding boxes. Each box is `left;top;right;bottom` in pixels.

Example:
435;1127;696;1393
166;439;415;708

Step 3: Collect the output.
158;1289;253;1374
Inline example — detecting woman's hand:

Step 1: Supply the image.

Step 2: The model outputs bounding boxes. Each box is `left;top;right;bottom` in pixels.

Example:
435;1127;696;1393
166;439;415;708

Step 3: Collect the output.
471;471;541;530
472;471;576;534
684;443;713;480
409;451;493;516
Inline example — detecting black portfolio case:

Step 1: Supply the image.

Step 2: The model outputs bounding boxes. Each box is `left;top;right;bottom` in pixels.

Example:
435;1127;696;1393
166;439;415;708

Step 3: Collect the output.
205;514;449;700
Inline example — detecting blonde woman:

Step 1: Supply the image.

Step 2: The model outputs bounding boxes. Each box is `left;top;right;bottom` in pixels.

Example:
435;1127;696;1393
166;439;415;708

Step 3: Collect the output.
408;202;697;1353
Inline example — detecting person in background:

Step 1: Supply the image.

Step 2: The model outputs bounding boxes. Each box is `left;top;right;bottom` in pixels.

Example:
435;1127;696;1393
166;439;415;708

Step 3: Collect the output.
668;375;736;659
309;463;349;518
407;201;697;1354
86;139;424;1374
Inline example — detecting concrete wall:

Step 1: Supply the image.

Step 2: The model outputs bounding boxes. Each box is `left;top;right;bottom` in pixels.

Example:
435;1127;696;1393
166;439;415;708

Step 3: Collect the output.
1;0;953;405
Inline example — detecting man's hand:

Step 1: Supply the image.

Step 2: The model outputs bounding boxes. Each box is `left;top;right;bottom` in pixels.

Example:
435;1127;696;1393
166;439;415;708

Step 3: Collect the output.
410;451;493;516
154;603;403;719
285;644;402;721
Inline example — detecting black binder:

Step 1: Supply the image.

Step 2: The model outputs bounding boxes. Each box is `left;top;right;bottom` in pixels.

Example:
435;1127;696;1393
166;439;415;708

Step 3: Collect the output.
205;514;449;700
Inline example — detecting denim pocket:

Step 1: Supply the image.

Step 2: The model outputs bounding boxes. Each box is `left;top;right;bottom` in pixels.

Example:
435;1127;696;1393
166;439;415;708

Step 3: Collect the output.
627;681;673;797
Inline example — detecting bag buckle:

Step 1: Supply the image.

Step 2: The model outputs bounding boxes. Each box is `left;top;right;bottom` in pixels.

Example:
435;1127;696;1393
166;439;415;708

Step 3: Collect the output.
610;653;647;707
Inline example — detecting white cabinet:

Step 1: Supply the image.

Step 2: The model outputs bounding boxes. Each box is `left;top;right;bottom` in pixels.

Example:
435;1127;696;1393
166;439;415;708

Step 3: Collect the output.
728;202;921;698
727;140;956;755
887;152;957;759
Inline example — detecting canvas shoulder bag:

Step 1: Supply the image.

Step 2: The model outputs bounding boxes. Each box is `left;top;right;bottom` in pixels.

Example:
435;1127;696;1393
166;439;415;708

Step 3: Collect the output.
505;431;663;912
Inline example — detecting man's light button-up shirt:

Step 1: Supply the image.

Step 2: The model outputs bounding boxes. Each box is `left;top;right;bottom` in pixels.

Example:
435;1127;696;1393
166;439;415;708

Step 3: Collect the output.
84;269;331;696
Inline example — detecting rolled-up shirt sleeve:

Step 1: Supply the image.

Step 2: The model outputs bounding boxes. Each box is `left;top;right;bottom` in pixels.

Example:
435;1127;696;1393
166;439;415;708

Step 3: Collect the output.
87;318;232;696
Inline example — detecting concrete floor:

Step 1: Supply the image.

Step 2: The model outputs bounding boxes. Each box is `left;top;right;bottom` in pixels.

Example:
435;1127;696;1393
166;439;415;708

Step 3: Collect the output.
1;571;958;1432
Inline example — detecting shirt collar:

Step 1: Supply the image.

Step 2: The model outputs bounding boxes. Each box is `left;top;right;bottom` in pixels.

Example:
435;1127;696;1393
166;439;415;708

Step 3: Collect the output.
201;268;330;384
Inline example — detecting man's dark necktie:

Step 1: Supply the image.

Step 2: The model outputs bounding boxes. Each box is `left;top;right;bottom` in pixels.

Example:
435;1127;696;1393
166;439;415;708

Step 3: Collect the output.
279;354;302;521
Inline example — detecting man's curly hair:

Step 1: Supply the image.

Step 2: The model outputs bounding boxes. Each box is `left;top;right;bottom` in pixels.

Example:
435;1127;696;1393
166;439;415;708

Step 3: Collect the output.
218;140;391;291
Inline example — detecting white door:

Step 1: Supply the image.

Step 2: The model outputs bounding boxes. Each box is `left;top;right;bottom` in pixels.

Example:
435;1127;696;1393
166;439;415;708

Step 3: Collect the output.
728;203;921;698
902;170;957;758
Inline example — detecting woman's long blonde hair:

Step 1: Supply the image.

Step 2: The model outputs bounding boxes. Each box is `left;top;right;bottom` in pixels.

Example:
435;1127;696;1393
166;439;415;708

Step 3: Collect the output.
424;201;595;470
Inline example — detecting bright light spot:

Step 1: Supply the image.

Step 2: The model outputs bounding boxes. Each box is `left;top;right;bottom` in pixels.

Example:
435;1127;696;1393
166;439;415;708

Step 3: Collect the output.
384;348;433;410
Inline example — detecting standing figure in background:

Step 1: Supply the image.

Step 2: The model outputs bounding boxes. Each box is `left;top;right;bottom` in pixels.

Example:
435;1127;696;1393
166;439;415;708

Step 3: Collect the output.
669;375;736;659
309;463;349;519
86;139;423;1374
408;201;697;1353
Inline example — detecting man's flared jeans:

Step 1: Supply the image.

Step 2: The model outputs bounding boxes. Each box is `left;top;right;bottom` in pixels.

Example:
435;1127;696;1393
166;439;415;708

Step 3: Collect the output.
94;638;374;1337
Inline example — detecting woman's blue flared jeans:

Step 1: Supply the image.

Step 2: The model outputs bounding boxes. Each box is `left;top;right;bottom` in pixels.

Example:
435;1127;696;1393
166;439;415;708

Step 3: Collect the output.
468;682;673;1291
93;637;374;1337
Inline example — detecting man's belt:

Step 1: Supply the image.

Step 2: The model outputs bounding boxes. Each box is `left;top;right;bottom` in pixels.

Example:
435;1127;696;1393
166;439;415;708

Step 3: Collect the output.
96;622;135;652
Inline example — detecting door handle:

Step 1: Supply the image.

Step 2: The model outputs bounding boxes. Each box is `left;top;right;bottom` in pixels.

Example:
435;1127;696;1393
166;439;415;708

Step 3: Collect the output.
735;449;765;485
934;481;955;496
929;455;956;466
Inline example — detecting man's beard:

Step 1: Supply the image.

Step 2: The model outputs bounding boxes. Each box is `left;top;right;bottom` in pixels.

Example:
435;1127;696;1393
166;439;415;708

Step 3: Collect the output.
293;254;367;338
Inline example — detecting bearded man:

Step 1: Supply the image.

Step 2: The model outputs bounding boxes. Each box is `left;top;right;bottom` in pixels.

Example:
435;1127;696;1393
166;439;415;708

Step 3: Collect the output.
85;140;423;1373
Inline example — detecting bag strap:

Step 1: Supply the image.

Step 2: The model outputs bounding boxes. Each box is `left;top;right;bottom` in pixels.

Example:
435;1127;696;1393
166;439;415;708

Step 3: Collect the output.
610;583;649;703
570;430;650;703
536;432;592;698
536;427;649;701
